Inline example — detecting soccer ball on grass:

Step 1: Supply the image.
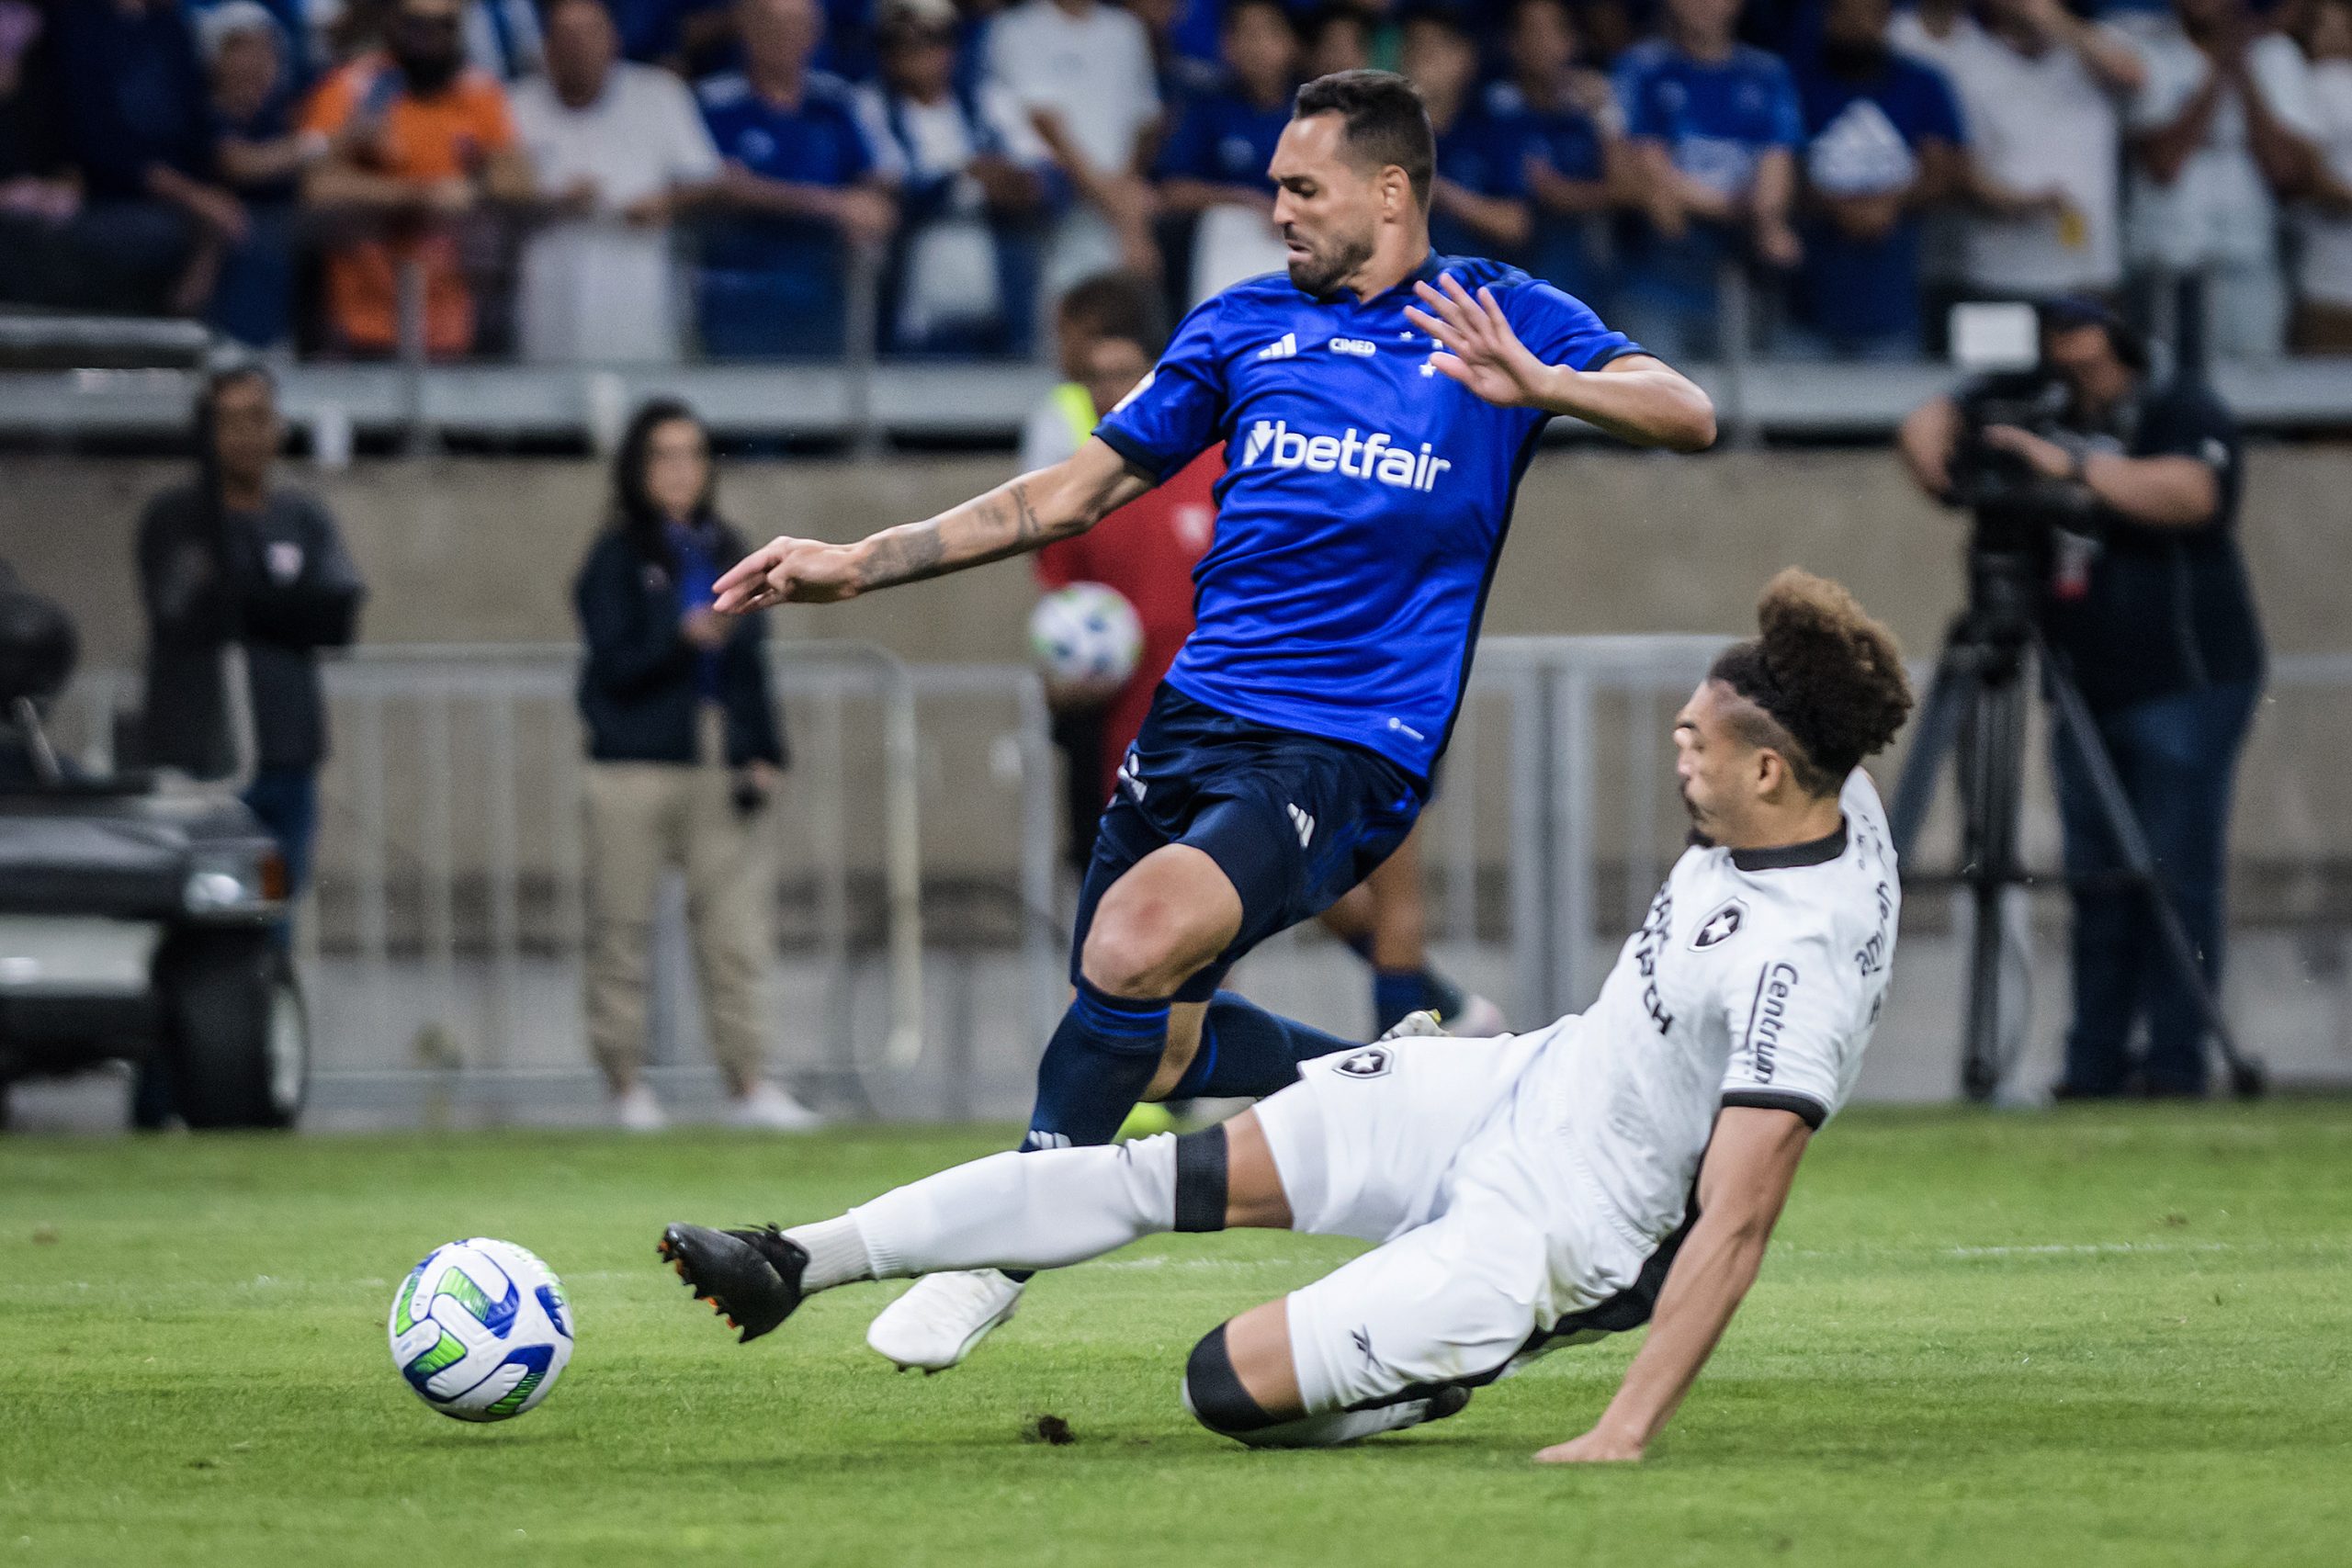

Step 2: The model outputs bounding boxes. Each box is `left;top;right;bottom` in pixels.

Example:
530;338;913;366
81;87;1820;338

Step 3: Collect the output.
388;1238;573;1422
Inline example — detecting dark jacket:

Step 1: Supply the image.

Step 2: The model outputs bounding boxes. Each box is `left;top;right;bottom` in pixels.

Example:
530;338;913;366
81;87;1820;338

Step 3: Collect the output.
138;484;367;778
572;521;786;767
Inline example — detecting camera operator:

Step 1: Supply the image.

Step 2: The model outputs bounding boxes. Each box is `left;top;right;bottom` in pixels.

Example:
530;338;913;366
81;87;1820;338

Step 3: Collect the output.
1896;299;2264;1098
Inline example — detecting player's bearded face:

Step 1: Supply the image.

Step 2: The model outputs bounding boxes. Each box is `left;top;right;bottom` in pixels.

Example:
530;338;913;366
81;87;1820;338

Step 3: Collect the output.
1285;215;1376;296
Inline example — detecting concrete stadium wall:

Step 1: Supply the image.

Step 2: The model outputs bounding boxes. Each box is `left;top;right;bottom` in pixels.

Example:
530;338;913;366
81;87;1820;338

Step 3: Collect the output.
12;444;2352;871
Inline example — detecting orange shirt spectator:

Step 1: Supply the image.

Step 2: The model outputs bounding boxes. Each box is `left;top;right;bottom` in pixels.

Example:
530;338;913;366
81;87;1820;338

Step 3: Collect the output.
300;2;526;356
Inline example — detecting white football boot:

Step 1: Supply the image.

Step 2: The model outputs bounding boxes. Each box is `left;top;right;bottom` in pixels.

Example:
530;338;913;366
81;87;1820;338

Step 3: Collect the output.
865;1269;1026;1372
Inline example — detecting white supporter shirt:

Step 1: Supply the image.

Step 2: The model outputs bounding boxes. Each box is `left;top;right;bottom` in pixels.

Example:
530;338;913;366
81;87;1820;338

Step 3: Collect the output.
1936;28;2130;294
2125;21;2318;269
982;0;1159;175
511;64;723;364
1543;770;1899;1250
2299;59;2352;307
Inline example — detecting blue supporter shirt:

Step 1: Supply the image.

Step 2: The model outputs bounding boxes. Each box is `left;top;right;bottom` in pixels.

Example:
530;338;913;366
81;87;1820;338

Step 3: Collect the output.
695;69;876;274
666;519;726;701
1791;53;1962;347
50;0;214;199
1093;254;1639;774
1614;39;1804;200
1153;87;1290;189
1428;107;1531;263
1485;78;1610;298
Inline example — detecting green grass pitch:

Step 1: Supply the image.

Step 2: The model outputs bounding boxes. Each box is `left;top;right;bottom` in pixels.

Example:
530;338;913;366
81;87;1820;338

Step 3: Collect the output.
5;1103;2351;1567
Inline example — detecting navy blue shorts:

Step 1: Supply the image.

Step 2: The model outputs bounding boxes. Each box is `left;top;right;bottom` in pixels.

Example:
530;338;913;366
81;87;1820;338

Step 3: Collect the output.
1071;684;1427;1003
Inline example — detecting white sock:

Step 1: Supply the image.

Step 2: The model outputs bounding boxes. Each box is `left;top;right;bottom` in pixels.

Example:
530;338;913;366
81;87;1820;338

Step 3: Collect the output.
782;1214;875;1292
850;1134;1182;1280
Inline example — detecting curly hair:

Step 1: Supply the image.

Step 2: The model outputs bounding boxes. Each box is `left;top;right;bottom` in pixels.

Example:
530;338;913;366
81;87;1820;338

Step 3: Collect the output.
1708;570;1914;796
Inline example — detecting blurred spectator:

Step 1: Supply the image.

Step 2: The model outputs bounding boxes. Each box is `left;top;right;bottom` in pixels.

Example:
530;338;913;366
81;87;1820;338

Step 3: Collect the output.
571;399;820;1134
983;0;1163;290
2293;0;2352;348
608;0;737;67
1304;3;1372;77
0;1;76;308
201;3;323;349
1613;0;1804;360
1018;271;1162;470
696;0;895;357
857;0;1057;352
512;0;721;364
1789;0;1963;357
137;366;365;901
1936;0;2143;306
1155;0;1299;304
51;0;250;320
2125;0;2319;360
1489;0;1624;301
1128;0;1221;100
1026;296;1219;855
461;0;544;79
1885;0;1974;346
300;0;530;357
1401;6;1533;260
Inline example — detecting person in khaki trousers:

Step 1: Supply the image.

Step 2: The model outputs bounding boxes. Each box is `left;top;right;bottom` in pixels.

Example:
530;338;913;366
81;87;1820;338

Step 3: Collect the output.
573;398;820;1132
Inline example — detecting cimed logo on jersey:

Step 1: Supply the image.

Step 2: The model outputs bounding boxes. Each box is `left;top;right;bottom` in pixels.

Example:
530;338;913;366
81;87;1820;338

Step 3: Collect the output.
1240;421;1453;491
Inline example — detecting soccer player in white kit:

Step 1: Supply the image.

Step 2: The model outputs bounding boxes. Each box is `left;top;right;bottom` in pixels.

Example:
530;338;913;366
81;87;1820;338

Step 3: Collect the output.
659;570;1915;1462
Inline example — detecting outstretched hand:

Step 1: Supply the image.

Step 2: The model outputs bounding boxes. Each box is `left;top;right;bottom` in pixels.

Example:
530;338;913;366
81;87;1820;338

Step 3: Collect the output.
1533;1427;1645;1464
1404;274;1555;409
712;536;865;613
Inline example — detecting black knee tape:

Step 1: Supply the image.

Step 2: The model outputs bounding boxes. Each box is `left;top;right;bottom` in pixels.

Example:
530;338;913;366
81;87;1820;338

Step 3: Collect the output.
1172;1126;1229;1234
1182;1323;1277;1435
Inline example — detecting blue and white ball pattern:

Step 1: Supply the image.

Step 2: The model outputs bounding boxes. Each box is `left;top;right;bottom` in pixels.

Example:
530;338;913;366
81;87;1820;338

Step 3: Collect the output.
1028;582;1144;684
389;1238;573;1422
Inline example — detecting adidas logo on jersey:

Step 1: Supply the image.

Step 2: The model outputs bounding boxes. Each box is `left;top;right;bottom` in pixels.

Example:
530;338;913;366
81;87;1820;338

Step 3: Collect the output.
1257;333;1298;360
1241;420;1453;491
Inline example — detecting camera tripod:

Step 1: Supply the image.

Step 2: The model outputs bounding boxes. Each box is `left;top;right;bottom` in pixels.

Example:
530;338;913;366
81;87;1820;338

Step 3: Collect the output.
1886;548;2266;1101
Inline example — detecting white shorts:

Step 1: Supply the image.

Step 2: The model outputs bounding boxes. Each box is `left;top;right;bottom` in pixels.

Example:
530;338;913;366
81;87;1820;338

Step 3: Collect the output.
1252;1031;1655;1415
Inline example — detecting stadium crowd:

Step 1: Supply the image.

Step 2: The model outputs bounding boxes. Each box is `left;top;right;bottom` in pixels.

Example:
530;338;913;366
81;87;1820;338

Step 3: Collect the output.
7;0;2352;362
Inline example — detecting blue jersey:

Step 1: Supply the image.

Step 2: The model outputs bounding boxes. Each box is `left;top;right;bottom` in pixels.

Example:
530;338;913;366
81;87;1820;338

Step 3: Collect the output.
1094;254;1639;775
1153;86;1289;187
1614;39;1804;200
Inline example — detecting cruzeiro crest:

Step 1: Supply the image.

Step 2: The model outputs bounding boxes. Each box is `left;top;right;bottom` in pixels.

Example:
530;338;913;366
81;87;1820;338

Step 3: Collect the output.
1333;1046;1393;1079
1690;899;1747;951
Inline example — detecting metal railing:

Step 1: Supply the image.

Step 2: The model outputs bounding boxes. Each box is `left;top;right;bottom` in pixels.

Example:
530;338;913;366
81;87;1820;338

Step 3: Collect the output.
48;636;2352;1122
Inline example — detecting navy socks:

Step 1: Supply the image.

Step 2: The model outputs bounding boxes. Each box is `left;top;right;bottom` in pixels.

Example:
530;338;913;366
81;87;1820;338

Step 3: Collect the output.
1021;979;1171;1152
1344;932;1465;1032
1173;991;1359;1100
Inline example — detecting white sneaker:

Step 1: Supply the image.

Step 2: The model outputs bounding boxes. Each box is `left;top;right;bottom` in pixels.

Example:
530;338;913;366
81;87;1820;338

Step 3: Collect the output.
1446;991;1510;1038
865;1269;1025;1372
729;1081;825;1133
613;1081;667;1133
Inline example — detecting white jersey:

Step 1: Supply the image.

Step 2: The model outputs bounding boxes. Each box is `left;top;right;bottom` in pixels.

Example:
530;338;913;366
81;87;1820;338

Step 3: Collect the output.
1544;769;1899;1250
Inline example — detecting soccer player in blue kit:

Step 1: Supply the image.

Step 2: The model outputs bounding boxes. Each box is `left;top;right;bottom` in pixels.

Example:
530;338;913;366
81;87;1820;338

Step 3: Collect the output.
706;69;1717;1371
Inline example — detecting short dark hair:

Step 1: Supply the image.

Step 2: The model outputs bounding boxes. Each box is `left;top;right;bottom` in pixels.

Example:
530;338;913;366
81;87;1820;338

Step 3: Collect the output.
1709;570;1913;796
1055;272;1167;356
1292;69;1434;208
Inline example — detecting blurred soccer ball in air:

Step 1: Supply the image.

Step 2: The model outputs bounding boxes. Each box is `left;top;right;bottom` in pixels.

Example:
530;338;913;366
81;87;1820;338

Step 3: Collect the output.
1029;583;1144;685
388;1238;574;1422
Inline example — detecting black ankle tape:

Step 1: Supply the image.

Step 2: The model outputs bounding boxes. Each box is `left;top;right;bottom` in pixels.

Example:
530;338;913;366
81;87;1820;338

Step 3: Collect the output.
1183;1322;1277;1434
1172;1126;1228;1234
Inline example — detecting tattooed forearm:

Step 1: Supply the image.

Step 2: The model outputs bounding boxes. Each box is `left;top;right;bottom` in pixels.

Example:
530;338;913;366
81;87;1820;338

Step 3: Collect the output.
844;444;1152;595
854;521;950;589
